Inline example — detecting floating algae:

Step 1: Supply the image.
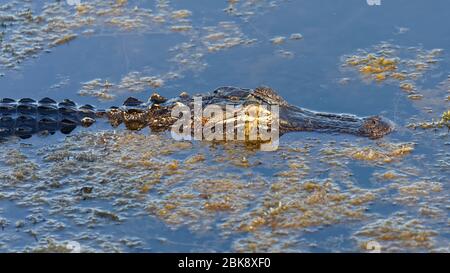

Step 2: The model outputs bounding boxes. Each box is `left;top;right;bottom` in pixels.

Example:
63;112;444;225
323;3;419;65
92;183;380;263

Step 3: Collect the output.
118;71;164;91
289;33;303;40
342;43;450;142
202;21;256;53
50;34;77;47
0;130;448;252
319;142;415;164
270;33;303;58
0;0;448;253
78;78;116;101
79;71;176;100
342;43;443;100
78;17;257;100
270;36;286;45
407;110;450;131
354;215;441;252
0;1;197;72
70;4;257;100
0;0;291;102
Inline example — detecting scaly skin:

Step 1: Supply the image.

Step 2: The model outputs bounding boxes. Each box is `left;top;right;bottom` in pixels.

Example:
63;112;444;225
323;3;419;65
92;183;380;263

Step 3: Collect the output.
0;86;394;139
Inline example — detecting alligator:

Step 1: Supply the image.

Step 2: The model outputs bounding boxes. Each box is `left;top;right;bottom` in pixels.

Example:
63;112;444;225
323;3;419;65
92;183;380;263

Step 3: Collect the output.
0;86;393;140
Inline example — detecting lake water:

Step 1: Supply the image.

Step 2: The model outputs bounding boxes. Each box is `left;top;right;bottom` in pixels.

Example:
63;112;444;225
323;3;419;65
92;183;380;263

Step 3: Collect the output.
0;0;448;252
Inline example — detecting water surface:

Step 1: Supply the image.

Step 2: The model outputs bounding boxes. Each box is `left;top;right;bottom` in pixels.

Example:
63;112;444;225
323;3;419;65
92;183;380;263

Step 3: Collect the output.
0;0;448;252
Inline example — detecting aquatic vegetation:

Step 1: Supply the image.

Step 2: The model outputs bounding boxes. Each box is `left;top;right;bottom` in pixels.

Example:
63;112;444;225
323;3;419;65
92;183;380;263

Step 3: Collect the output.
0;0;297;102
270;36;286;45
443;110;450;123
0;0;166;70
0;1;253;84
201;21;256;53
376;171;404;180
0;129;447;252
407;110;450;130
397;181;442;197
407;94;423;101
78;78;116;100
270;33;303;59
276;49;294;59
76;5;256;100
49;75;71;90
118;72;164;91
342;43;443;100
320;142;415;164
50;34;77;47
289;33;303;40
354;215;444;252
0;0;448;254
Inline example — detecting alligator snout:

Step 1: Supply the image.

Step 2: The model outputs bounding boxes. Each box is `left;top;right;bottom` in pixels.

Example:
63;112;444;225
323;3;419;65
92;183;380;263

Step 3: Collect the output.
359;116;394;139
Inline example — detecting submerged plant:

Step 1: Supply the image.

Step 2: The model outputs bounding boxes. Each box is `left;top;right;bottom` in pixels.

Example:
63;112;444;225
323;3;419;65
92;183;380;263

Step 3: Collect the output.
408;110;450;130
441;110;450;128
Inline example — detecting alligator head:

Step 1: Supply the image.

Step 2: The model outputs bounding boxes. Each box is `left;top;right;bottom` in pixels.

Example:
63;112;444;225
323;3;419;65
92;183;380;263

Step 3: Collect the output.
247;86;394;139
202;86;394;139
359;116;394;139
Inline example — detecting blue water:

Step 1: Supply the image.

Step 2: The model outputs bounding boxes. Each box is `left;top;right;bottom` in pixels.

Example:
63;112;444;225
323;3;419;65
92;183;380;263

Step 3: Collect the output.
0;0;448;252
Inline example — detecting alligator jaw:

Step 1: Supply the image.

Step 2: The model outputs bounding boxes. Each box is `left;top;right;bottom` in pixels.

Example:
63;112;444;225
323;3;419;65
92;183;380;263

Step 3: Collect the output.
279;105;393;139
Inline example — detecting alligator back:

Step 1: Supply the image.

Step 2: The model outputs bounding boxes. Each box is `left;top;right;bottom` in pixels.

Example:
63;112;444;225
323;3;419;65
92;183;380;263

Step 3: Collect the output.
0;97;97;139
